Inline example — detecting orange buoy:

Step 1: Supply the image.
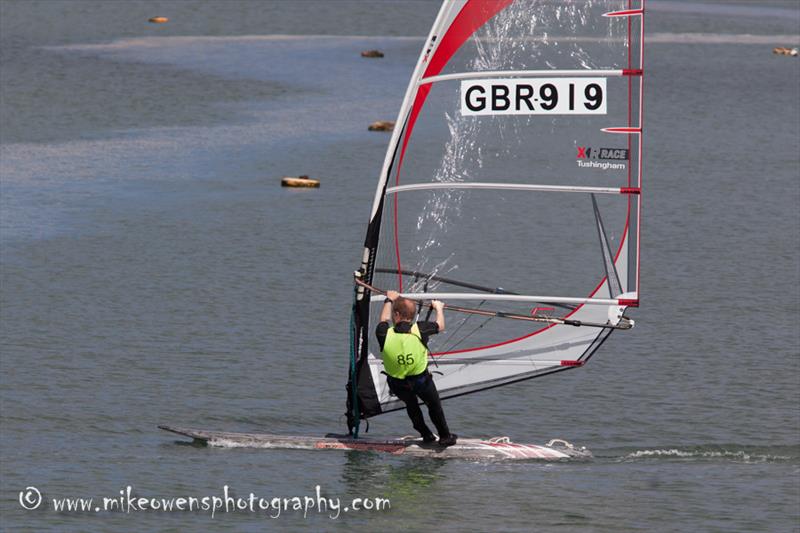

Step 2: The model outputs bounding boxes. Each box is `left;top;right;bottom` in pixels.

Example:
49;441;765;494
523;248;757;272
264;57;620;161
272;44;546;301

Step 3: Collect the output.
281;175;320;188
149;16;169;24
368;120;395;132
361;50;384;58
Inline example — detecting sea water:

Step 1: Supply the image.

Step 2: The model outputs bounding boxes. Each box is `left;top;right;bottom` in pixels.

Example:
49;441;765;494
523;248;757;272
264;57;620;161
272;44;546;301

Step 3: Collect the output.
1;1;798;531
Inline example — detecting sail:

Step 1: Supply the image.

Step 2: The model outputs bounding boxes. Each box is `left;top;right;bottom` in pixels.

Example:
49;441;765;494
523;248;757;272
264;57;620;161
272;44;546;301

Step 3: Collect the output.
348;0;645;427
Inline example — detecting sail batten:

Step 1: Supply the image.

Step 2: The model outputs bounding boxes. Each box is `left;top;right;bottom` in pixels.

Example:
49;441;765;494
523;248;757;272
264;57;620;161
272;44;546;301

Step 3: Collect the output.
369;292;631;306
422;68;641;84
387;182;638;195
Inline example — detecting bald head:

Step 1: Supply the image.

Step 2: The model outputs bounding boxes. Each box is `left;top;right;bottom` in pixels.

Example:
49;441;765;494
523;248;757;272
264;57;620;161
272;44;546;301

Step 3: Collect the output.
392;297;416;322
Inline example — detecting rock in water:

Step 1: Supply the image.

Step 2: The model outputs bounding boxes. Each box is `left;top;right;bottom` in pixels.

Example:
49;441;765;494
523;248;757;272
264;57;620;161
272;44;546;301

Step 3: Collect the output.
368;121;395;132
773;47;799;57
361;50;384;58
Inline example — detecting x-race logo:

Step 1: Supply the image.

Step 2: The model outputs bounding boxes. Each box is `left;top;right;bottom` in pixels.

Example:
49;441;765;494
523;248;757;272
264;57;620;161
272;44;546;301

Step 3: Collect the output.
576;146;629;160
575;146;628;170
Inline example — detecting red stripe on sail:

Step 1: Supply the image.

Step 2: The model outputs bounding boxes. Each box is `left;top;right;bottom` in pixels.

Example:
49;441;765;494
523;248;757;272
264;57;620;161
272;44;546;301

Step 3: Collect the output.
422;0;515;79
603;8;643;17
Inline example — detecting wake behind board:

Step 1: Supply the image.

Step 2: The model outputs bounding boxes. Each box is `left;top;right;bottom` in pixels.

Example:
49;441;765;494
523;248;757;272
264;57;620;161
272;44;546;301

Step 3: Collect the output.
159;425;591;461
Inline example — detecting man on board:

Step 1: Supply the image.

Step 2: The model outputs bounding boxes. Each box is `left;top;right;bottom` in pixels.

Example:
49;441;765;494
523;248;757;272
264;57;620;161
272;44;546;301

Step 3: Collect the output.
376;290;457;446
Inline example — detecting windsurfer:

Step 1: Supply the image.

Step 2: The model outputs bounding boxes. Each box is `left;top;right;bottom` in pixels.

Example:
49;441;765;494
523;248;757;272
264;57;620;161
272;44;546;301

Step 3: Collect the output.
376;291;457;446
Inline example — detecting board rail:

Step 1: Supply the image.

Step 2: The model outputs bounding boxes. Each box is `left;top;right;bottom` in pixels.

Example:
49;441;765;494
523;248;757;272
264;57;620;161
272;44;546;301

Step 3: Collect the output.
159;425;591;461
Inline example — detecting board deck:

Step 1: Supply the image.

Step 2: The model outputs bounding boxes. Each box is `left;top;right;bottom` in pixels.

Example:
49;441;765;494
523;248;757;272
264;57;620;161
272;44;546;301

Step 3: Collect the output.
159;425;591;461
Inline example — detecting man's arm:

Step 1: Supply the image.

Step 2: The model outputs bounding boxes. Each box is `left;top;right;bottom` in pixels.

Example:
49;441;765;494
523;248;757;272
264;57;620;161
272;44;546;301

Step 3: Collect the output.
380;290;400;323
431;300;445;332
375;321;389;350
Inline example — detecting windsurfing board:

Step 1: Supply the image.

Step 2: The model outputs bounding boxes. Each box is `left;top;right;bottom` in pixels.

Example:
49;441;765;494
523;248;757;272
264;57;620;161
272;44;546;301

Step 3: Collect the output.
159;425;591;461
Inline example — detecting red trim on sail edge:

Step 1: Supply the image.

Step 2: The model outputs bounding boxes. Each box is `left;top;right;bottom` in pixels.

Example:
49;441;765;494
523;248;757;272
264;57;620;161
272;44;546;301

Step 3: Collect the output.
603;8;643;17
423;0;514;79
391;0;513;291
622;68;643;76
620;187;640;194
617;298;639;307
560;360;584;366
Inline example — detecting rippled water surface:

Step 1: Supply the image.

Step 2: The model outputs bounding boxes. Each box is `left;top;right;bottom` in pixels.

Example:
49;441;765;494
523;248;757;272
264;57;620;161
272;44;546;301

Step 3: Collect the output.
1;1;799;531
